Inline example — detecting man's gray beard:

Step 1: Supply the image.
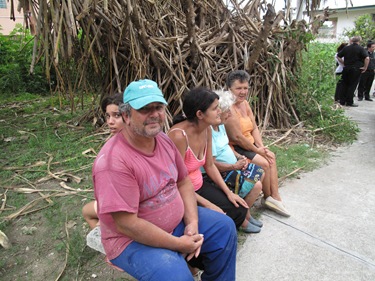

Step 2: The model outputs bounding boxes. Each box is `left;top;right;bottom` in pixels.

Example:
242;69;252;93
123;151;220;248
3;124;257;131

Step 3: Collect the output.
131;122;163;138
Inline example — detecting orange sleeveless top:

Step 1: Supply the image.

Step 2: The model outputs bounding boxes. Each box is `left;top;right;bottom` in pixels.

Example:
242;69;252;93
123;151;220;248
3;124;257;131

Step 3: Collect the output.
230;106;255;145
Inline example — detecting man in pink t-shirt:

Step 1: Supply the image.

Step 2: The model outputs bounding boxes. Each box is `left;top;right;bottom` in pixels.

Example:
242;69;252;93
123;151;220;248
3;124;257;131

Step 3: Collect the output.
93;79;237;281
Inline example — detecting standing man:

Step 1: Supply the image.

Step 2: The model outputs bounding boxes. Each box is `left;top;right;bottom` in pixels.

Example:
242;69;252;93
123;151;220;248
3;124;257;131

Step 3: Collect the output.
93;79;237;281
357;41;375;102
337;36;369;107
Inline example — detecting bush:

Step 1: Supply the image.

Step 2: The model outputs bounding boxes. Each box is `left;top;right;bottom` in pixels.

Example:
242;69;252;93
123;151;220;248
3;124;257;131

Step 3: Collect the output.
0;24;52;95
295;42;359;143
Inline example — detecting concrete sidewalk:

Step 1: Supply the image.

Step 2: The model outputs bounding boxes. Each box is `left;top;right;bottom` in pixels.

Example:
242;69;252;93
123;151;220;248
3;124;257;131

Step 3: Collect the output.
236;101;375;281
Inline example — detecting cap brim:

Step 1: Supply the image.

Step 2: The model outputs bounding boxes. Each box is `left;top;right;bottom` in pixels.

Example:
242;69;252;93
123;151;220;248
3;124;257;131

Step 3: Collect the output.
129;95;168;110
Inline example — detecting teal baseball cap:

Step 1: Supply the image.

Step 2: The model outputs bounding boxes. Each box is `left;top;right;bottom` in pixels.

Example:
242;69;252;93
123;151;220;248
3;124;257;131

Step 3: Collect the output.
123;79;167;110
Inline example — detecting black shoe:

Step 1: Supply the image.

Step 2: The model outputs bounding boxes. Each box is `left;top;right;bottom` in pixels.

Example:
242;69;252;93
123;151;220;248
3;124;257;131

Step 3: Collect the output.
347;104;359;107
358;97;363;101
365;98;373;101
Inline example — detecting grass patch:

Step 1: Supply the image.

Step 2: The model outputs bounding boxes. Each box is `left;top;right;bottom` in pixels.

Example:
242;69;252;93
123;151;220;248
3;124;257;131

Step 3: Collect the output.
272;143;327;179
0;96;101;183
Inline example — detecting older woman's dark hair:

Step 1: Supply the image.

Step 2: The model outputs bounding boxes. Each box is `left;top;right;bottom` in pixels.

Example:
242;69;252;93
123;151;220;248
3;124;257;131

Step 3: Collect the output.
101;93;123;113
226;70;250;88
337;42;348;53
173;87;219;125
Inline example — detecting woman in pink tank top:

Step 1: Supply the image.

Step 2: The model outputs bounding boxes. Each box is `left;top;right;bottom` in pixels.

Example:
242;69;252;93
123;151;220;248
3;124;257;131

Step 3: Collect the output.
168;87;261;233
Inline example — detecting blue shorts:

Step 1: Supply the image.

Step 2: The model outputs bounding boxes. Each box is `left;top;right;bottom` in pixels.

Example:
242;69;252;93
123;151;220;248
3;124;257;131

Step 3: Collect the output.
223;164;264;198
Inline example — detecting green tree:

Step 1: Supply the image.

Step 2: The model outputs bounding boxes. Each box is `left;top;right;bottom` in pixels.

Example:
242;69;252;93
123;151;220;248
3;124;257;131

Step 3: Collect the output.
344;14;375;42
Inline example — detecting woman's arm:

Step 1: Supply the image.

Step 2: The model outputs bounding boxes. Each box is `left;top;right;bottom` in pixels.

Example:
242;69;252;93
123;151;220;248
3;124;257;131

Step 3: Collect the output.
214;156;247;172
246;105;264;148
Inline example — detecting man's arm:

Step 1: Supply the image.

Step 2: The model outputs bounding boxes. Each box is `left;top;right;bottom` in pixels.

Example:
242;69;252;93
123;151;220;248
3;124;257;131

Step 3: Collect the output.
112;210;203;255
177;176;199;233
361;57;370;72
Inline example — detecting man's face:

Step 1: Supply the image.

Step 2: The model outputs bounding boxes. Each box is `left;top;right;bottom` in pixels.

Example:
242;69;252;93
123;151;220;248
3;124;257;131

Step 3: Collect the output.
125;102;165;138
370;44;375;52
229;80;249;103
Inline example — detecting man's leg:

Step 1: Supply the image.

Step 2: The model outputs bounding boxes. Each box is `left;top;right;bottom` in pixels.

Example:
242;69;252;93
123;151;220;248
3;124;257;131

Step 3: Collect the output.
334;73;343;102
173;207;237;281
364;72;375;100
357;73;367;100
345;68;361;105
340;68;350;105
110;242;194;281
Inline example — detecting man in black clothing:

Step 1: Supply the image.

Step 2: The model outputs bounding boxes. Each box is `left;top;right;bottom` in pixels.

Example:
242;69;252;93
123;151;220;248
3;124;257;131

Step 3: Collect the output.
337;36;369;107
357;41;375;101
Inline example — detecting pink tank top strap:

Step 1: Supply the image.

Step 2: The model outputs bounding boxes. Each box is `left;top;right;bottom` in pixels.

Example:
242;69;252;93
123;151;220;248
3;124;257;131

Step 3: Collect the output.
168;128;189;149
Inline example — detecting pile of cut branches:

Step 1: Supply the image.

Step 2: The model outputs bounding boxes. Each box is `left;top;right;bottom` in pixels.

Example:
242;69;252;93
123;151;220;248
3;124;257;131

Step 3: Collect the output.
17;0;314;129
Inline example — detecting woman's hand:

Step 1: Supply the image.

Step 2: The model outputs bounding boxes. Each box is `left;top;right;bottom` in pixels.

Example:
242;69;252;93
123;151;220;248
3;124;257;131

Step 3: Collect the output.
263;148;275;164
233;156;248;170
256;146;267;156
227;192;249;209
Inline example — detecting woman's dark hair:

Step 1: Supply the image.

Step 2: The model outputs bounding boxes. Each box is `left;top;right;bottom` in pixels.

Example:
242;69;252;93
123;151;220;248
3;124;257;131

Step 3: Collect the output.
173;87;219;125
101;93;123;113
337;42;348;53
226;70;250;88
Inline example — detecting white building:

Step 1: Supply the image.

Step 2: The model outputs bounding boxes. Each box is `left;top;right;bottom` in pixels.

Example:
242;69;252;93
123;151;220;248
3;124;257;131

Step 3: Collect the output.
0;0;23;34
315;4;375;42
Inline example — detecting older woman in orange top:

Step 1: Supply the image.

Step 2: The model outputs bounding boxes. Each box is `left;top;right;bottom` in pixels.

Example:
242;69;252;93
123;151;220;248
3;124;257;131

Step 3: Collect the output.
224;70;290;217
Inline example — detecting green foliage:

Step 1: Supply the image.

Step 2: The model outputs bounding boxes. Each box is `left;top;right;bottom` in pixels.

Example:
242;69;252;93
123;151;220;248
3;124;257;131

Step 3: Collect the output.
0;24;52;95
344;14;375;42
295;42;359;143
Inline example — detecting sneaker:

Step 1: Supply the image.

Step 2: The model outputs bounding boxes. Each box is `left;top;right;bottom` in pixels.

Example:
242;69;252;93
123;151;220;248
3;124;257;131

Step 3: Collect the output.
249;216;263;228
242;221;261;233
193;270;203;281
265;197;291;217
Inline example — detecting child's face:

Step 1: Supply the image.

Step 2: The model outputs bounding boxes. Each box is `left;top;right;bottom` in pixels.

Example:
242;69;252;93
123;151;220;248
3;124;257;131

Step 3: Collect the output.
105;104;125;134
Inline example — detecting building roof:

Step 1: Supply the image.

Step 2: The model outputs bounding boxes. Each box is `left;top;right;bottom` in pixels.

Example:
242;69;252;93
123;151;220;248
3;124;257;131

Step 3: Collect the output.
316;5;375;13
